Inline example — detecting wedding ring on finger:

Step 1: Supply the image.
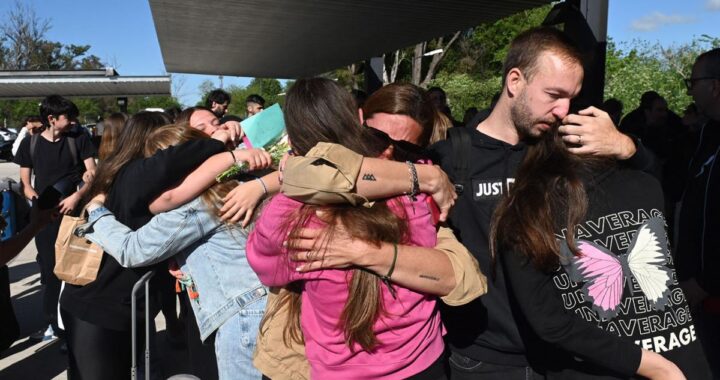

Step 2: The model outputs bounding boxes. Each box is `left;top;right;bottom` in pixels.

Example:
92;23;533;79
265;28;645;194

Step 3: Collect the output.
577;134;582;145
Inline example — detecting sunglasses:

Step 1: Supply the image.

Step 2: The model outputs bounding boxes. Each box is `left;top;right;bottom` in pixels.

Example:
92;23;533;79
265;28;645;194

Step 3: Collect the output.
364;123;428;162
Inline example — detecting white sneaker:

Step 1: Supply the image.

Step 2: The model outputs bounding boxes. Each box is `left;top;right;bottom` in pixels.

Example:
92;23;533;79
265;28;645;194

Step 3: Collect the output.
28;325;55;342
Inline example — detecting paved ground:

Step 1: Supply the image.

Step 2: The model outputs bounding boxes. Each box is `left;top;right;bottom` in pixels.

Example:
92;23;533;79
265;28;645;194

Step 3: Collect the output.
0;161;192;379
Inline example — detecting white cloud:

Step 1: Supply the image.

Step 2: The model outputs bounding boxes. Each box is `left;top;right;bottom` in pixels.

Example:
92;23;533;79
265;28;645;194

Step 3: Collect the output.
630;12;697;32
707;0;720;11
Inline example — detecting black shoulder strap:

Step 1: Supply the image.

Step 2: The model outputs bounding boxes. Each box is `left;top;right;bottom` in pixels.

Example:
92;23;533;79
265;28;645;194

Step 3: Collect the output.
447;127;472;194
30;134;79;167
67;136;78;167
30;133;39;165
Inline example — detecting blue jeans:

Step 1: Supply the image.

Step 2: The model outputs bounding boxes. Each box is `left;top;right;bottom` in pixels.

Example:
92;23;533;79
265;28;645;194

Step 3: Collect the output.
448;351;544;380
214;302;266;380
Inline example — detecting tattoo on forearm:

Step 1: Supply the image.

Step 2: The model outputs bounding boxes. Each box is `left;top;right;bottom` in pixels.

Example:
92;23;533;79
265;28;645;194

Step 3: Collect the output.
419;274;440;282
362;173;377;181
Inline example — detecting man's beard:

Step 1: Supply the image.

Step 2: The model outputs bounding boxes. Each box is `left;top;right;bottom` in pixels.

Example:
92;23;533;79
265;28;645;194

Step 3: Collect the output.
510;90;559;144
212;108;225;118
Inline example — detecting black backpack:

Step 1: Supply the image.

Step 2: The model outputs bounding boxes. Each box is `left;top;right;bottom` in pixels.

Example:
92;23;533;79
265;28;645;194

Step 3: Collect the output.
447;126;473;195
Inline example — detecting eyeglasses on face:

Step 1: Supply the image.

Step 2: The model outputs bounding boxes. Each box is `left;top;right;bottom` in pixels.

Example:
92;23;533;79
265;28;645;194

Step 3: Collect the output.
684;76;718;90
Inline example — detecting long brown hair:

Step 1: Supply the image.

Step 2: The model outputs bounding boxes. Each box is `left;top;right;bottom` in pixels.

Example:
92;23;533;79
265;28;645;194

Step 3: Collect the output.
263;78;408;351
97;112;128;160
143;124;237;216
490;129;613;271
85;112;172;202
362;83;439;146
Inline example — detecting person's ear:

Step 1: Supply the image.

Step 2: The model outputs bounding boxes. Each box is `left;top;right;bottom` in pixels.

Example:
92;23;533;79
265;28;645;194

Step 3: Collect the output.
506;68;524;98
47;115;55;126
358;108;365;124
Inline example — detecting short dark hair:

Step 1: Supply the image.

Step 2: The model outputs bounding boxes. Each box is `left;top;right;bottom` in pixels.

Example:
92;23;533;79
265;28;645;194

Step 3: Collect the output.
427;87;447;108
23;115;41;125
39;95;77;127
640;91;663;110
601;98;623;114
164;106;182;122
696;48;720;78
502;26;583;86
246;94;266;106
205;89;231;108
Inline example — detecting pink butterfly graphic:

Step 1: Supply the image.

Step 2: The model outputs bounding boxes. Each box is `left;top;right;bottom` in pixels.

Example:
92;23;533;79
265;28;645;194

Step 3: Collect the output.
560;217;672;320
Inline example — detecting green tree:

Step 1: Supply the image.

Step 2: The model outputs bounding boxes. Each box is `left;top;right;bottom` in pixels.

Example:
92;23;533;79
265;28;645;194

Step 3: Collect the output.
0;1;181;126
196;80;217;104
0;100;40;128
429;73;501;118
604;36;719;115
429;4;550;120
0;2;103;70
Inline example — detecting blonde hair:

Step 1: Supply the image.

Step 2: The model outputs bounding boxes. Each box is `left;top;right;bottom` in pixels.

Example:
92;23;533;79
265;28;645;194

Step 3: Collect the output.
430;112;452;144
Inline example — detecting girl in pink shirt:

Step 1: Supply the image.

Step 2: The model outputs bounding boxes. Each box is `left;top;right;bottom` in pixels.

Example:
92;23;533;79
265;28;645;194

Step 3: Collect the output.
247;78;446;379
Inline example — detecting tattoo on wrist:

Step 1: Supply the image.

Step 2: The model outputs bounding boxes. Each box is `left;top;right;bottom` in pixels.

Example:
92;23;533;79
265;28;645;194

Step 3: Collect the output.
419;274;440;282
362;173;377;181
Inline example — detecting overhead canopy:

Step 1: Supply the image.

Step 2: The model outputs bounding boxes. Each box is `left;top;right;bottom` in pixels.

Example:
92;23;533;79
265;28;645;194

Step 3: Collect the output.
0;69;171;99
149;0;551;78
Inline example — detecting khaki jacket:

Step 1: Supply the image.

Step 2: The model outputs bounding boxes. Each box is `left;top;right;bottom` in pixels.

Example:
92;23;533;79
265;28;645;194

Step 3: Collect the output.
253;143;487;379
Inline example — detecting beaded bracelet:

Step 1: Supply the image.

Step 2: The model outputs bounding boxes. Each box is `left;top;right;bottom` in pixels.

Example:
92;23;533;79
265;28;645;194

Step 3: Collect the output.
255;177;268;195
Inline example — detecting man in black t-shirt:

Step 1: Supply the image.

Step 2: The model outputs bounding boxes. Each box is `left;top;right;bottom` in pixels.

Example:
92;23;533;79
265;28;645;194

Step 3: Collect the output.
13;95;97;342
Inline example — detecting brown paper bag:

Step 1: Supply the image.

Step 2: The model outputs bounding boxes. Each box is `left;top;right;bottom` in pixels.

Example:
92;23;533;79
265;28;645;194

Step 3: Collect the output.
54;210;104;286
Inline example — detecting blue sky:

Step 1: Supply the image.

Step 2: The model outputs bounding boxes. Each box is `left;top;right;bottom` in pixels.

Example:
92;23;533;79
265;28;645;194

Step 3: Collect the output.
1;0;718;106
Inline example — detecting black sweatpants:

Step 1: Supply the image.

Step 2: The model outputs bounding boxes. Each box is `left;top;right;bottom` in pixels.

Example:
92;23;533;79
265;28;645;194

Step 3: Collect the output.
35;218;62;335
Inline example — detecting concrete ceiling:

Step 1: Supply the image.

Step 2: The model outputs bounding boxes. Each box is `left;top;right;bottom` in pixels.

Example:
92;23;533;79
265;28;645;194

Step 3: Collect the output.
0;70;171;99
149;0;551;78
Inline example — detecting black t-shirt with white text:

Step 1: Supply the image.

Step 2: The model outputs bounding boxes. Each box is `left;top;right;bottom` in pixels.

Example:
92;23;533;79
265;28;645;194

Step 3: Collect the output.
501;168;710;379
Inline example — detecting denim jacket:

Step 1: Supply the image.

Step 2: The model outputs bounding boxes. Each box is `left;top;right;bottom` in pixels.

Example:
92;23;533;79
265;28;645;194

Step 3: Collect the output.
79;197;267;341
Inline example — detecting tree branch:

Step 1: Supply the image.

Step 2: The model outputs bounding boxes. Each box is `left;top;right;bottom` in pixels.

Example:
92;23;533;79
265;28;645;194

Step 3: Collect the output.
421;31;461;88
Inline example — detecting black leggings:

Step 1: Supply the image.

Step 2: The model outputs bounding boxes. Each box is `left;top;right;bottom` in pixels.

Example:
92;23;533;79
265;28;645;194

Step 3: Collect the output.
62;309;161;380
62;309;133;380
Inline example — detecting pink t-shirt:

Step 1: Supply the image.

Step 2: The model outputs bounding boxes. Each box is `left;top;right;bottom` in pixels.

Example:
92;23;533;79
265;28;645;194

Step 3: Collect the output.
248;193;445;379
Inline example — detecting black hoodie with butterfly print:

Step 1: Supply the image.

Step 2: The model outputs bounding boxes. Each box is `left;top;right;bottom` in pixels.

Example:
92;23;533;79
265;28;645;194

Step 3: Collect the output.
499;166;710;379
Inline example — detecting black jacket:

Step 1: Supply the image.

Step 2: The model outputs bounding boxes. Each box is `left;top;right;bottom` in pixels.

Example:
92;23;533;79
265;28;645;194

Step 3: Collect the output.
431;122;657;367
501;167;710;379
61;139;225;330
675;120;720;295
